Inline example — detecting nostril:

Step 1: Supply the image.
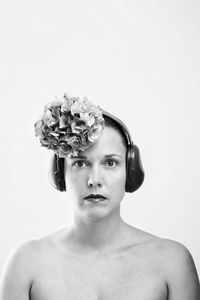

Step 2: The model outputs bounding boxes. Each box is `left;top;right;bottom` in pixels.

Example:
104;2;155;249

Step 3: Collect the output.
87;179;102;188
87;168;103;187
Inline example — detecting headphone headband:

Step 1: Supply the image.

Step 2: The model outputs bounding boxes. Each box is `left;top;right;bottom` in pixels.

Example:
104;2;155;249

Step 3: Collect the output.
101;109;134;148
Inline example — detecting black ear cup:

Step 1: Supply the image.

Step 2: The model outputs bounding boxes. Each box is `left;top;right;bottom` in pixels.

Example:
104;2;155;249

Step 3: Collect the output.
125;144;145;193
49;153;66;192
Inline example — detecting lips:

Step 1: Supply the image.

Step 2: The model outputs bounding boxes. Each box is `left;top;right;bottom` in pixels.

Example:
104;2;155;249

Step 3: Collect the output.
84;194;107;200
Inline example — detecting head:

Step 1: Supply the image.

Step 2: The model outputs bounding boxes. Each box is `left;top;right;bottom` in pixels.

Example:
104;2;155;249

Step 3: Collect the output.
34;92;144;194
35;94;144;218
64;122;127;219
49;111;144;194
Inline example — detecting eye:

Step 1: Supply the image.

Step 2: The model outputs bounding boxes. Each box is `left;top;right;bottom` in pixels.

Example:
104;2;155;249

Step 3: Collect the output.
104;159;119;167
72;160;88;168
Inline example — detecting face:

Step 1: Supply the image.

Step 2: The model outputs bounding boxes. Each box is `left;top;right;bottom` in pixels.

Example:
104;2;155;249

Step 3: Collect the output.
65;126;126;220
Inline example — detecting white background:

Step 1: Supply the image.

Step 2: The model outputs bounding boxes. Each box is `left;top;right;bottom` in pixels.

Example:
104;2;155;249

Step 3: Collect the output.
0;0;200;277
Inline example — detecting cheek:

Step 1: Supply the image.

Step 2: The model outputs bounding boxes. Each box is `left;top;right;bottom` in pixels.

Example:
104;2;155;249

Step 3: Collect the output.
66;172;86;193
108;169;126;190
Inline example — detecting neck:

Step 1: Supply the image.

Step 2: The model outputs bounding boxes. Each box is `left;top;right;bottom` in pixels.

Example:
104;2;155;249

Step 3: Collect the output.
68;209;128;253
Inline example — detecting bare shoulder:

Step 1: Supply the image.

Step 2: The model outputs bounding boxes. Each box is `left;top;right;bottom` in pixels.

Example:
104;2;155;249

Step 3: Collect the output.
1;239;39;274
0;234;58;282
1;239;43;283
0;231;64;299
128;226;197;268
149;238;200;298
128;228;200;298
152;237;198;273
141;234;198;274
0;239;41;299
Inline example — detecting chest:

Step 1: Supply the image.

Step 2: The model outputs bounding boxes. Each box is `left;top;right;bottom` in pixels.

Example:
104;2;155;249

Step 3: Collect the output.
30;251;168;300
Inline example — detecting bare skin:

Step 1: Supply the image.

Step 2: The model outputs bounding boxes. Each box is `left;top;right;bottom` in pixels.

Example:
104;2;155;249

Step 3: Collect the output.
30;224;169;300
1;126;199;299
0;222;200;300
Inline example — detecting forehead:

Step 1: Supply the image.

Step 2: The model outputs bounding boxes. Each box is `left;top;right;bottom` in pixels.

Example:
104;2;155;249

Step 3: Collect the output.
70;126;126;159
95;125;125;149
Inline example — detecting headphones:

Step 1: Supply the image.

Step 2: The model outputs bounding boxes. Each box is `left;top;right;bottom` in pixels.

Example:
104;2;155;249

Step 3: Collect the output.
49;110;145;193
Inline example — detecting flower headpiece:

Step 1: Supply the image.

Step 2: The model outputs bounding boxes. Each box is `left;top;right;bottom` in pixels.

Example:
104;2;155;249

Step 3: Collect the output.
34;93;105;157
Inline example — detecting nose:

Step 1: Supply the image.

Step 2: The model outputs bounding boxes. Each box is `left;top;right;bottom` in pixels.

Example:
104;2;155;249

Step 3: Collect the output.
87;166;103;188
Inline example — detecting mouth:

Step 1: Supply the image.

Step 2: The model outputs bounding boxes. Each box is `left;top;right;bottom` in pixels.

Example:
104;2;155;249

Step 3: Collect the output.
84;194;107;203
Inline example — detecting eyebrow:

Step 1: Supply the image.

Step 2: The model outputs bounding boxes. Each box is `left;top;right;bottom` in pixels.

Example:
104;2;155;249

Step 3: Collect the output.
69;154;123;159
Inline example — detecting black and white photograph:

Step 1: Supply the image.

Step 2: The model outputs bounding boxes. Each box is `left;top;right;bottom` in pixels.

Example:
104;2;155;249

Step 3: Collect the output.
0;1;200;299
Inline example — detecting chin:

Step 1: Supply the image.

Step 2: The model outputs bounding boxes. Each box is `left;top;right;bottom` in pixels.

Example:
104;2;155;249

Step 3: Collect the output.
83;207;112;220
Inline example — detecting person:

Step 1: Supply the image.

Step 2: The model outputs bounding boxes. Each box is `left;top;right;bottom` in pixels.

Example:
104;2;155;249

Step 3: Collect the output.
0;93;199;300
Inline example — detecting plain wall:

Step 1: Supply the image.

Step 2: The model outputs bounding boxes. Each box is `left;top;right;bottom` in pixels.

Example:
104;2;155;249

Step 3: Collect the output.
0;0;200;277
